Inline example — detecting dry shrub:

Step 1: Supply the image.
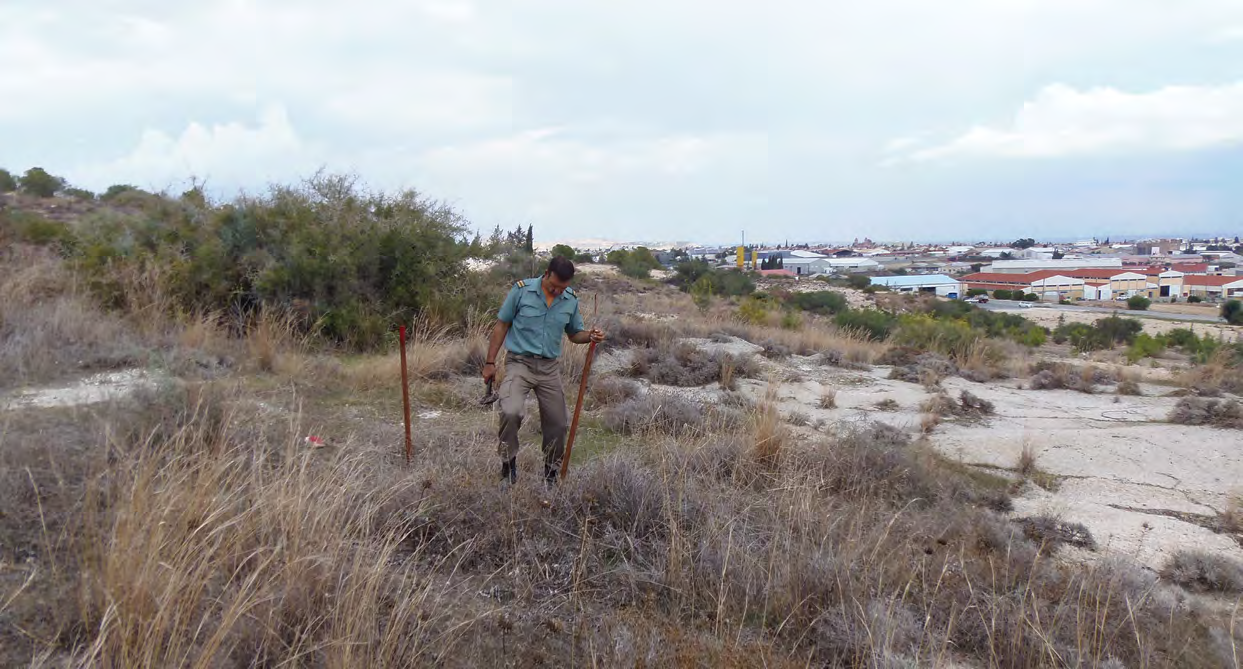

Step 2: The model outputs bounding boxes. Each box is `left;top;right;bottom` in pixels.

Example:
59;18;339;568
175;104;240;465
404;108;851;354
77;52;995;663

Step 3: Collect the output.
628;343;756;387
1116;379;1142;396
819;388;838;409
752;384;787;467
787;410;810;427
1169;397;1243;429
958;390;994;416
586;375;640;410
1162;550;1243;594
601;393;704;436
874;398;899;411
1017;443;1038;477
1222;492;1243;535
1028;361;1116;394
715;320;886;365
1016;515;1097;552
888;353;957;387
594;315;674;350
0;245;141;387
920;392;958;417
719;357;737;391
246;308;307;374
919;412;941;434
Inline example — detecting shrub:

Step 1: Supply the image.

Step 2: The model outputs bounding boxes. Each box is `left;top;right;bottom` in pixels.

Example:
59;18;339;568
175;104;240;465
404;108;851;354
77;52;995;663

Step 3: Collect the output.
779;310;802;330
874;398;899;411
958;390;995;416
1022;293;1039;302
586;376;640;410
1017;516;1097;551
819;388;837;409
1163;551;1243;594
966;288;988;297
1223;300;1243;325
18;167;67;198
737;297;770;325
1187;295;1202;303
601;394;703;436
1126;295;1151;311
0;168;17;193
1116;379;1142;396
834;308;896;341
993;289;1013;300
888;353;957;386
789;290;848;315
847;274;870;289
628;344;754;387
1125;333;1166;363
1168;397;1243;429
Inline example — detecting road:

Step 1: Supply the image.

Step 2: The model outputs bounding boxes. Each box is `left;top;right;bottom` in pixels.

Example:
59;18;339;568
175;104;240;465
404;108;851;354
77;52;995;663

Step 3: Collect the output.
979;300;1226;324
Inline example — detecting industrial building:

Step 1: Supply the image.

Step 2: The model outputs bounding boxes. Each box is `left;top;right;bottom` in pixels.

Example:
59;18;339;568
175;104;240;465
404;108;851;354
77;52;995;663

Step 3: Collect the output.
984;258;1123;274
868;274;962;298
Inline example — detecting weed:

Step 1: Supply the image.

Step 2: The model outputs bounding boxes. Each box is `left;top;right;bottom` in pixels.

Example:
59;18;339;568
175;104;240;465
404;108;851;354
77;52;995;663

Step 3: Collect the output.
1017;516;1097;551
874;398;899;412
1163;551;1243;594
819;388;838;409
1169;397;1243;429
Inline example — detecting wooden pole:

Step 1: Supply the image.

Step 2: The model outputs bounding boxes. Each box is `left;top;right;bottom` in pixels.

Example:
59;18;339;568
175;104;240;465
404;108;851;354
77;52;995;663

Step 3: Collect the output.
399;325;413;464
560;340;596;480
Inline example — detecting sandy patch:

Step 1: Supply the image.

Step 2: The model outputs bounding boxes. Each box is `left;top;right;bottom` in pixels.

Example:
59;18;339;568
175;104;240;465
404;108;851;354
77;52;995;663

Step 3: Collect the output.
1;369;160;410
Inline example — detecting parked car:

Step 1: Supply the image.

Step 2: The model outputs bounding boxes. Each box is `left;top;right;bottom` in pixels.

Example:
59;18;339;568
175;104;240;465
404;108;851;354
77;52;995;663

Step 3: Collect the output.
1017;301;1033;308
964;296;989;304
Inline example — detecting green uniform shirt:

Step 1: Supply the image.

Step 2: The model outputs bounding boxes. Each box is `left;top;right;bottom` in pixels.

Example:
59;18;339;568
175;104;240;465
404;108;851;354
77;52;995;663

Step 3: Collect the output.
497;276;585;359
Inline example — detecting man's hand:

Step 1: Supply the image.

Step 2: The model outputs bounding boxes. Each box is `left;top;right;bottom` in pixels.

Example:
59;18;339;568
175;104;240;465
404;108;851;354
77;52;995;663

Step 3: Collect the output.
588;328;605;344
482;361;497;383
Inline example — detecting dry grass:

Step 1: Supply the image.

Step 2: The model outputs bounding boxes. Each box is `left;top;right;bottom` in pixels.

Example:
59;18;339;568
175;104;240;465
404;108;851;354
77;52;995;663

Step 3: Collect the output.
819;387;837;409
2;371;1237;667
1017;442;1038;477
919;412;941;434
0;245;141;388
338;322;486;392
751;384;787;467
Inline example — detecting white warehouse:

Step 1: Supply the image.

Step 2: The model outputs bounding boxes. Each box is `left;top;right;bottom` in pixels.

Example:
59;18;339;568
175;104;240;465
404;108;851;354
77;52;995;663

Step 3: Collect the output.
868;274;963;298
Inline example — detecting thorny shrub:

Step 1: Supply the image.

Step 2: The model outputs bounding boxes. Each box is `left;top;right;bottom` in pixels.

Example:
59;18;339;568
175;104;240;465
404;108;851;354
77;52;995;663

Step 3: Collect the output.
1168;397;1243;429
1163;551;1243;594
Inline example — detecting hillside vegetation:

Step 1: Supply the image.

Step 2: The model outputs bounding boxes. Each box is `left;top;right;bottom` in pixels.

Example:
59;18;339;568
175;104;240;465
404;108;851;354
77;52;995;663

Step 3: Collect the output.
1;172;1241;667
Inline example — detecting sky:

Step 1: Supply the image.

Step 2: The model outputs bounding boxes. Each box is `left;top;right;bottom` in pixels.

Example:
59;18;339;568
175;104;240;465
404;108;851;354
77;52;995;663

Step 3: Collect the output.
3;0;1243;245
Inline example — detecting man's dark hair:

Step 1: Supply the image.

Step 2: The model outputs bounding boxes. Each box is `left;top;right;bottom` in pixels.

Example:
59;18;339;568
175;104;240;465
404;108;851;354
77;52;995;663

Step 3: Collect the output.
547;256;575;281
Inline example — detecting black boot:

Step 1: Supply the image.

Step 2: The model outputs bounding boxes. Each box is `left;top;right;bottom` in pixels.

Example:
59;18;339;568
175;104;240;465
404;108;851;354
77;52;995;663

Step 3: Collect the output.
500;457;517;486
543;463;558;489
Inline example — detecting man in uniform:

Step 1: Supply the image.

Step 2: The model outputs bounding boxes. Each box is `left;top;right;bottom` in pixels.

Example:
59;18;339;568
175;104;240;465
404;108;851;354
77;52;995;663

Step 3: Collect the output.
483;256;605;487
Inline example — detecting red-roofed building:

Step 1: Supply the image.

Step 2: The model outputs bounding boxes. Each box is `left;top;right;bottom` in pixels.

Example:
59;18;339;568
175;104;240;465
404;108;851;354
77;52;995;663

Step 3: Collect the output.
1184;275;1243;300
757;269;797;278
961;272;1085;301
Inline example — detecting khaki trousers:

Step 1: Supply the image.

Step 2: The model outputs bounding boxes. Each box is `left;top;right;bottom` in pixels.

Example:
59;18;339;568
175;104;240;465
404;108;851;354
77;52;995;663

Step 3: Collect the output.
497;353;567;470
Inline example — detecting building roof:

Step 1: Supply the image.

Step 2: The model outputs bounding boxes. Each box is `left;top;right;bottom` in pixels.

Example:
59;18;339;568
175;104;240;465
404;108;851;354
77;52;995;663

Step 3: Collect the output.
757;269;797;277
1169;263;1209;273
962;271;1083;284
1185;275;1243;287
868;274;960;287
1063;268;1141;279
987;258;1123;271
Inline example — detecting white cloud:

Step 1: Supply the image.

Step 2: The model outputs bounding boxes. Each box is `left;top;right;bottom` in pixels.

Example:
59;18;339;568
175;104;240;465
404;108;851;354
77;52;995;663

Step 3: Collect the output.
69;106;321;191
907;81;1243;161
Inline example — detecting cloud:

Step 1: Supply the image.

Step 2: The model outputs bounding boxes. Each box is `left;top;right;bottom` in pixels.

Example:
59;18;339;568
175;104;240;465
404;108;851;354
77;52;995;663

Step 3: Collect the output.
907;81;1243;161
69;106;321;192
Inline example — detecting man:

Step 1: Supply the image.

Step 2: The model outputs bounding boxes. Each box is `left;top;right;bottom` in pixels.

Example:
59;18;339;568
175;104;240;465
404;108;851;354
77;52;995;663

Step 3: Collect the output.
483;256;605;487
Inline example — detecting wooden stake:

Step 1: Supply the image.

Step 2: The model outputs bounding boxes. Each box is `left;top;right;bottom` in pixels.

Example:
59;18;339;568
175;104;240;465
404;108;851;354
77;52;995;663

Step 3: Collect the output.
399;325;413;464
561;340;596;480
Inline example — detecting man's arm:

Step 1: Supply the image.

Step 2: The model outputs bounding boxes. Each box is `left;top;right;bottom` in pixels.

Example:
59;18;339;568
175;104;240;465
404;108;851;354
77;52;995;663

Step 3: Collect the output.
483;320;509;381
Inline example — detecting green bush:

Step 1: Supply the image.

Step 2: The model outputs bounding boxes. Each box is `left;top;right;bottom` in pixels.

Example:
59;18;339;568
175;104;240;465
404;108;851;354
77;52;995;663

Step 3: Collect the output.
1223;300;1243;325
1187;295;1202;303
1127;295;1151;311
18;167;67;198
847;274;871;290
0;168;16;193
966;288;988;297
737;297;770;325
1022;293;1039;302
1126;333;1166;362
993;289;1013;300
2;211;74;246
835;309;896;341
549;243;576;260
789;290;848;315
59;174;490;349
780;310;803;330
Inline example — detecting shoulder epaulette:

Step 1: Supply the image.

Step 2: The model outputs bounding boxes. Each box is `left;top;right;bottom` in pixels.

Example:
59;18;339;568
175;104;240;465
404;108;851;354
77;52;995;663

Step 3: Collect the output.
565;286;576;296
515;280;526;288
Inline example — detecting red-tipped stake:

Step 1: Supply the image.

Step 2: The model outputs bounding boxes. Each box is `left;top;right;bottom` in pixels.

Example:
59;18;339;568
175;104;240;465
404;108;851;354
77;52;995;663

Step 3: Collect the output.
561;340;597;480
399;324;413;464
